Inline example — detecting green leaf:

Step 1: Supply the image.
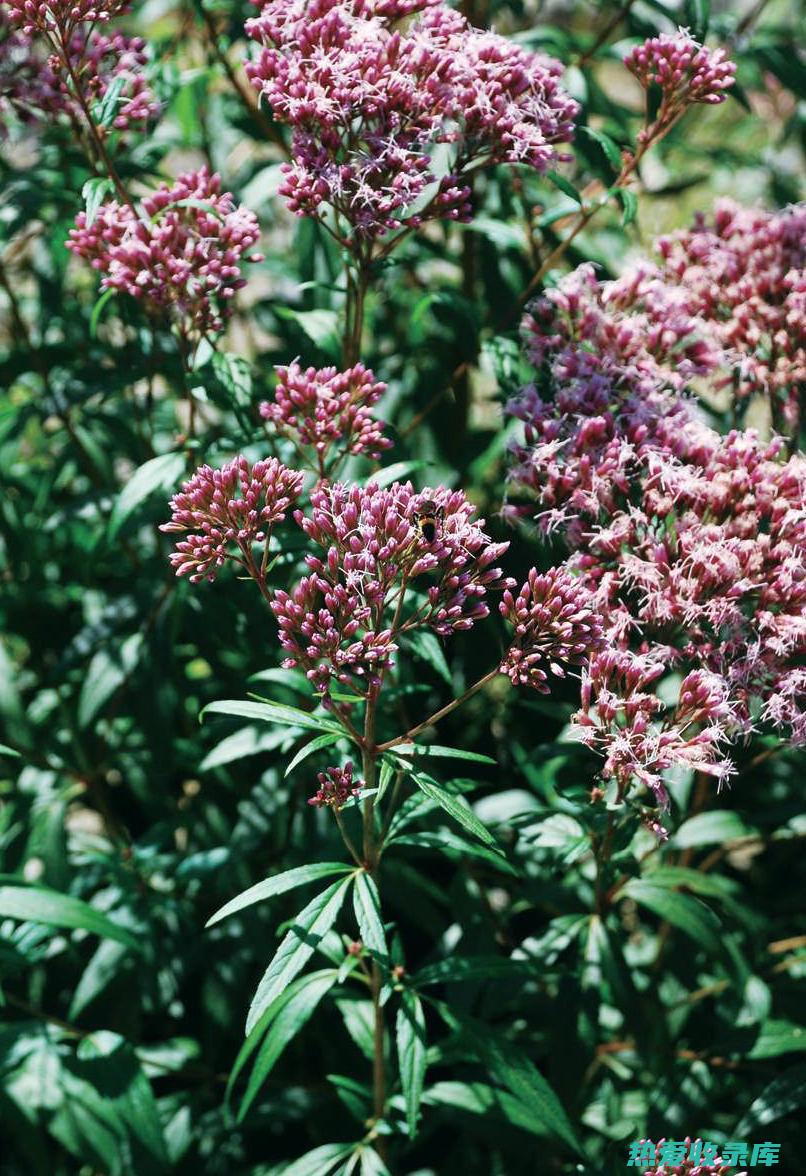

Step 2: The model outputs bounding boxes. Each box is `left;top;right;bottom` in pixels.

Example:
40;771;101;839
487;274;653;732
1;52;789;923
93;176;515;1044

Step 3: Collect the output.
73;1031;168;1169
617;188;638;227
77;633;143;728
400;629;452;686
235;970;338;1120
81;178;113;229
391;830;519;876
620;879;722;954
212;351;253;409
273;1143;354;1176
546;171;582;204
0;744;21;759
671;810;757;848
436;1004;584;1155
202;698;343;736
89;287;117;337
748;1021;806;1061
108;452;186;539
274;307;341;360
411;773;498;849
0;885;138;949
581;126;623;172
246;875;353;1033
424;1080;546;1136
206;863;353;927
414;955;533;988
736;1063;806;1135
353;872;387;958
684;0;710;38
200;726;290;772
93;75;126;128
284;733;343;777
392;744;495;766
397;990;427;1138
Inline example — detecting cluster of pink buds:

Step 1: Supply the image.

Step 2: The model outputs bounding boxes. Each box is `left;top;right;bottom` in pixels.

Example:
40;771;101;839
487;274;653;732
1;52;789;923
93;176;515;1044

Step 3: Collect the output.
308;762;363;808
67;168;262;335
3;0;127;37
245;0;578;240
499;566;604;692
0;28;159;132
625;30;736;106
260;362;392;473
271;480;512;698
161;456;304;583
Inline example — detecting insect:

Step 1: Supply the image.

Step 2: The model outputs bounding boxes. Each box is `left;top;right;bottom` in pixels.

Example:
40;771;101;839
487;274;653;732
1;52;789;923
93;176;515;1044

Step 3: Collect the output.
413;499;445;544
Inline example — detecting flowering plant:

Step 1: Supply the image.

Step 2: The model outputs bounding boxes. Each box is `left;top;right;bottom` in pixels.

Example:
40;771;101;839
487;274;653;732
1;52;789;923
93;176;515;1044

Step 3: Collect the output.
0;0;804;1172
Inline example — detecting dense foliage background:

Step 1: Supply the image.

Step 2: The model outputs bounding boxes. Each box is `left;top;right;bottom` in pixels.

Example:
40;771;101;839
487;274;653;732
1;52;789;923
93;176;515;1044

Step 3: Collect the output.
0;0;804;1173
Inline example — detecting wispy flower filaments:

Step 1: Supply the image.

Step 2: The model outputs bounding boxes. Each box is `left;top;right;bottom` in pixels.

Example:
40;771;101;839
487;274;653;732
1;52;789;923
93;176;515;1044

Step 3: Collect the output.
67;167;262;335
245;0;579;240
506;250;806;809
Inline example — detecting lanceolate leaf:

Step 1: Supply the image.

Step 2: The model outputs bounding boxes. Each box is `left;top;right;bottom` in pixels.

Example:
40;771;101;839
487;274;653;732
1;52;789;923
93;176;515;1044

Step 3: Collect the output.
352;871;387;958
202;698;343;736
413;955;534;988
0;885;139;950
246;876;353;1034
435;1004;584;1156
206;863;353;927
396;990;427;1137
620;879;723;954
411;773;499;849
234;969;339;1120
274;1143;354;1176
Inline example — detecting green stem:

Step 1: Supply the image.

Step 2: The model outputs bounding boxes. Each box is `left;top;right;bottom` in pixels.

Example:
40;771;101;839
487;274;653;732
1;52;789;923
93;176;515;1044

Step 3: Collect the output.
377;667;500;753
360;688;388;1155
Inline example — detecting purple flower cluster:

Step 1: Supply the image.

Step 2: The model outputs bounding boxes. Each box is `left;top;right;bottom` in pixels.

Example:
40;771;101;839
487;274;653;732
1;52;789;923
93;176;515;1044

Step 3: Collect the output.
0;27;158;133
506;245;806;806
499;566;604;693
245;0;578;239
3;0;126;36
161;456;304;583
653;200;806;430
272;480;512;696
67;168;262;335
308;762;363;808
260;361;392;473
625;31;736;106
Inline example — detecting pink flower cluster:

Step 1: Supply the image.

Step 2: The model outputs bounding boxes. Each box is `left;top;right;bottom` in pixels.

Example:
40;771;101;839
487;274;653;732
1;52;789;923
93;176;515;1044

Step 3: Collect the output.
499;566;604;693
518;200;806;433
3;0;127;36
308;762;363;808
625;31;736;106
272;480;512;696
161;456;304;583
260;362;392;473
67;168;262;335
652;201;806;430
245;0;578;239
506;247;806;807
0;27;158;133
